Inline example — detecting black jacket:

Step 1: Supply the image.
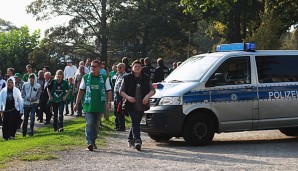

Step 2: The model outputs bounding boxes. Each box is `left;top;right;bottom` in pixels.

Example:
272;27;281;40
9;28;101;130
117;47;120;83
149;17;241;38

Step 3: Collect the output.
123;72;150;111
154;65;169;83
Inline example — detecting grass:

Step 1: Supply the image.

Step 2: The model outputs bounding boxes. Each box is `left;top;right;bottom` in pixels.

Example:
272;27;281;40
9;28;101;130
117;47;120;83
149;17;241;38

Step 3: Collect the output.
0;114;125;169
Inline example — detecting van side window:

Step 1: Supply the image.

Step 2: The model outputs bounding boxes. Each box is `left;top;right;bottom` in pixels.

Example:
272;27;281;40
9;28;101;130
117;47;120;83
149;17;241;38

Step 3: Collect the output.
256;56;298;83
207;57;251;86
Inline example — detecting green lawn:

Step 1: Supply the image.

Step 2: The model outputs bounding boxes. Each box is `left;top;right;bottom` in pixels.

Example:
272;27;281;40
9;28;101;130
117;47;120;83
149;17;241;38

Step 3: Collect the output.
0;115;124;169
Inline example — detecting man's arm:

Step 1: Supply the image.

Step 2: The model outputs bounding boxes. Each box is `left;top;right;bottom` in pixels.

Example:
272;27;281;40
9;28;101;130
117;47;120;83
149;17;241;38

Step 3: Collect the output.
73;89;85;112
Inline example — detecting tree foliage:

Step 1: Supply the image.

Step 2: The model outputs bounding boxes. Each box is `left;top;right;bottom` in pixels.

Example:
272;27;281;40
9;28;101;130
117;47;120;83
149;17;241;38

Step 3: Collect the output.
0;26;40;73
181;0;298;48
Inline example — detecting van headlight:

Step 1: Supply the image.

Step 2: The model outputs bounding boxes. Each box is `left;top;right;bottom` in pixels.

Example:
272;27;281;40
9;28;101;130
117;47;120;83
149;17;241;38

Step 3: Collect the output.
159;97;183;105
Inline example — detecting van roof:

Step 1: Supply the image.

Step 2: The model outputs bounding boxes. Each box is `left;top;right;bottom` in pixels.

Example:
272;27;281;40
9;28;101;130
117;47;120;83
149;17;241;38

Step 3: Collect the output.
202;50;298;57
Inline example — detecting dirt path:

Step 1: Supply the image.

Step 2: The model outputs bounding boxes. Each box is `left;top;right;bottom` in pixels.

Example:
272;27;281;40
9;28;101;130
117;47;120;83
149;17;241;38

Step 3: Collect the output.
4;129;298;171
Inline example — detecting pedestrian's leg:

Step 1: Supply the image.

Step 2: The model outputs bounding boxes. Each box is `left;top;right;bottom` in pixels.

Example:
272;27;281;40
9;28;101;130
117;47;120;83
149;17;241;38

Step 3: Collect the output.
71;98;74;115
0;112;3;126
85;112;95;151
93;113;101;144
58;102;65;131
119;113;125;130
113;99;120;130
10;111;19;138
65;99;69;115
2;112;9;140
22;107;30;137
45;101;51;123
29;105;37;136
52;103;58;131
129;111;143;140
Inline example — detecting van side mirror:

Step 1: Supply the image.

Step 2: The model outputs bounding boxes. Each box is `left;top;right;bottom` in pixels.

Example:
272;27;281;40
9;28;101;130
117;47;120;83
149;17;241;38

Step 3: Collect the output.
206;73;225;87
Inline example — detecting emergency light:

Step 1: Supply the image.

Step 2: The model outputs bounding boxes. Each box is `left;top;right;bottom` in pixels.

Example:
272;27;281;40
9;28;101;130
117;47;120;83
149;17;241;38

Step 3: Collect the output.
216;42;256;52
152;83;164;89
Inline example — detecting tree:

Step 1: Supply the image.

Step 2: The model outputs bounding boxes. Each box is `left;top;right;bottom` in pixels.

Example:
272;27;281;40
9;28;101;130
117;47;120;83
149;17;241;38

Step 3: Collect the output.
110;0;197;60
0;18;17;32
0;26;40;73
180;0;262;43
26;0;122;64
181;0;298;48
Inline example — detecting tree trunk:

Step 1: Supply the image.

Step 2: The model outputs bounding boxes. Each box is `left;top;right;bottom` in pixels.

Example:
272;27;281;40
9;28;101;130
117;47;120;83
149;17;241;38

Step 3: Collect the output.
101;0;108;64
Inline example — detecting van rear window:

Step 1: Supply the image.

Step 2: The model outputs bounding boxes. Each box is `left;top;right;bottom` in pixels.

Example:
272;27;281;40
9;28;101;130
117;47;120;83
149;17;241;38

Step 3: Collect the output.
256;56;298;83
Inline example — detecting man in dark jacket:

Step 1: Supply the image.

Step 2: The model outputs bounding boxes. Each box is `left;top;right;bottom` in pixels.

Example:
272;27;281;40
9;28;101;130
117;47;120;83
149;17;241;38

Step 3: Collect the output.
142;57;155;82
39;72;52;124
154;58;169;83
120;60;155;151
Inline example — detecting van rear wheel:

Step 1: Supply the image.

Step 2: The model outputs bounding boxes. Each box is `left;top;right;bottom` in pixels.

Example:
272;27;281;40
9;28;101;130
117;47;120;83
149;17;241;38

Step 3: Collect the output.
279;127;298;136
148;133;172;142
183;114;215;146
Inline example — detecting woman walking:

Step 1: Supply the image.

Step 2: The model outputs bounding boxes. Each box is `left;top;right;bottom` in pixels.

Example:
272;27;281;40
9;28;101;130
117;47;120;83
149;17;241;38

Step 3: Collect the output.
0;76;23;140
47;70;70;132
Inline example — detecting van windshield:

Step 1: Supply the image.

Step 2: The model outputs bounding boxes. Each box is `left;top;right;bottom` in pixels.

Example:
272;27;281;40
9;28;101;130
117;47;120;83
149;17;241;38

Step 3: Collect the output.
165;55;220;82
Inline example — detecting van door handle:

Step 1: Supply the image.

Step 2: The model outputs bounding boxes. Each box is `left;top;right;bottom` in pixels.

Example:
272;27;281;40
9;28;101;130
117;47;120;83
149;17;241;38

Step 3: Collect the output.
245;86;254;89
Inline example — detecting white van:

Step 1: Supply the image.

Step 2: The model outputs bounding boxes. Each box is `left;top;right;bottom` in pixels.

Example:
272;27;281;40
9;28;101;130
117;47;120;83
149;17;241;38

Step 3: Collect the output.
140;43;298;146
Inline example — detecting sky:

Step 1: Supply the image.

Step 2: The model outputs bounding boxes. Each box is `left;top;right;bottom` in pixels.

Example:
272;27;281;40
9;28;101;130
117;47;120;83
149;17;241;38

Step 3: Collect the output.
0;0;69;37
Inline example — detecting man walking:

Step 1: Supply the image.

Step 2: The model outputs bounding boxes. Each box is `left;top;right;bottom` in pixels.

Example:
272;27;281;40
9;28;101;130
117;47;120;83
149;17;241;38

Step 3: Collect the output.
113;63;127;131
64;58;77;81
39;72;52;124
21;74;41;137
74;60;112;151
120;60;155;151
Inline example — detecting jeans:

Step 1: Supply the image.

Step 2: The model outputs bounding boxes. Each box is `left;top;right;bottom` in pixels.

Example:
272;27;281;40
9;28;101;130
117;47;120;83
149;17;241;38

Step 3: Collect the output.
114;95;125;130
128;111;143;141
23;104;37;135
85;112;101;145
52;101;65;131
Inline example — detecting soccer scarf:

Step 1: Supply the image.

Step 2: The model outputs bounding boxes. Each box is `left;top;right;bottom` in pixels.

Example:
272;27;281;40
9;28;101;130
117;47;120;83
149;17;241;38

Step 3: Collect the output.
84;72;106;104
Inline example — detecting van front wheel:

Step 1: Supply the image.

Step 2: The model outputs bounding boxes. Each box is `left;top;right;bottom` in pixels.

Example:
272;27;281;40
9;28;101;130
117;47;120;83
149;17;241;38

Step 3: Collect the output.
279;127;298;136
183;114;215;146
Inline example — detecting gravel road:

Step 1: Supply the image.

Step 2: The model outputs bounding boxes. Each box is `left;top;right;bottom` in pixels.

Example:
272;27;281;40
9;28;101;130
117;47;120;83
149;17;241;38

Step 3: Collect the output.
4;129;298;171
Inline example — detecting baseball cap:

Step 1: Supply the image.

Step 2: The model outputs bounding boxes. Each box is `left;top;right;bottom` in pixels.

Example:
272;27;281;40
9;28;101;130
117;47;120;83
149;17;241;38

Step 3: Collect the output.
14;73;21;78
66;59;73;63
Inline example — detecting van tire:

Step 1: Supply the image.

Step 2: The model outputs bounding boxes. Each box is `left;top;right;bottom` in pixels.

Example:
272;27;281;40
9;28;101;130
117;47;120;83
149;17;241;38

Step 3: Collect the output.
183;114;215;146
148;133;172;142
279;127;298;136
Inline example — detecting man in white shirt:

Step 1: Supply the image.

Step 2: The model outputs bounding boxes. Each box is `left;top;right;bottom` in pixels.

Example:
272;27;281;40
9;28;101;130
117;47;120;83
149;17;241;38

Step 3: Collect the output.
64;59;77;80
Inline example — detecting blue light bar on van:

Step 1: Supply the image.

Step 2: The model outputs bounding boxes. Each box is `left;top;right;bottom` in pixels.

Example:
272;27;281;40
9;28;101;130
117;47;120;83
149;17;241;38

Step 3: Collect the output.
216;42;256;52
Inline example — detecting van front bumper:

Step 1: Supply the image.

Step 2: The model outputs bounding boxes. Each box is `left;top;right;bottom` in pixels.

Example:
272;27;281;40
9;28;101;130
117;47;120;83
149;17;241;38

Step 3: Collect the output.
140;105;185;136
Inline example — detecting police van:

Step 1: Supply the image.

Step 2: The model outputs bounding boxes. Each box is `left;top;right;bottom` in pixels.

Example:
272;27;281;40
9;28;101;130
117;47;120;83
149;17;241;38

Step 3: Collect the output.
140;43;298;146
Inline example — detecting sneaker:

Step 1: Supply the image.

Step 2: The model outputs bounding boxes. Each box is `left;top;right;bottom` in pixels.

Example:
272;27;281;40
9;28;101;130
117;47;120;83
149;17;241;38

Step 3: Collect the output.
9;136;16;140
86;144;93;151
58;128;64;132
116;128;126;132
93;144;97;149
134;139;142;151
28;132;33;137
128;139;134;148
23;133;26;137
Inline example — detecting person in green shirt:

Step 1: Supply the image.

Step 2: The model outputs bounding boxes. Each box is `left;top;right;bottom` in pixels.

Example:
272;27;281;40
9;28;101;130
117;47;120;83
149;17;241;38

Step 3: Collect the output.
65;77;74;115
47;70;70;132
74;60;112;151
109;65;117;90
22;64;34;82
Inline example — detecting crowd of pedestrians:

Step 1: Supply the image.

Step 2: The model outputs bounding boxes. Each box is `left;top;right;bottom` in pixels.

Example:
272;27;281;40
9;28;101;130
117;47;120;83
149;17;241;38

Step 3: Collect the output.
0;56;179;151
